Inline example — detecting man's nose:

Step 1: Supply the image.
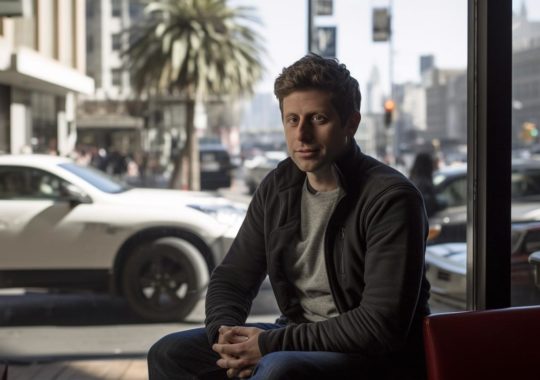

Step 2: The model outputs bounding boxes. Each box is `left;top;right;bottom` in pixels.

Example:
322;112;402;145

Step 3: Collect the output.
297;119;313;142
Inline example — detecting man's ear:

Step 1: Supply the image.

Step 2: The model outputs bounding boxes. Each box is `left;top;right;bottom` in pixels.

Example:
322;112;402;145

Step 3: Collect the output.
346;111;361;137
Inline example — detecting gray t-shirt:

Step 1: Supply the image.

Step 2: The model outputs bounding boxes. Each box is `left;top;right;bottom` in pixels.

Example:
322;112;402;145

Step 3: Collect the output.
284;179;343;322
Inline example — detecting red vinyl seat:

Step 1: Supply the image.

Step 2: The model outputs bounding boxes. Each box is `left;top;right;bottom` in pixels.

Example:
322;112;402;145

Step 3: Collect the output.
423;306;540;380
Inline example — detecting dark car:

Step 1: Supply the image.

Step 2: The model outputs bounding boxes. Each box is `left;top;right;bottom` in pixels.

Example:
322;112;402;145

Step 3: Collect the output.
243;151;288;194
426;221;540;309
428;159;540;244
199;143;234;191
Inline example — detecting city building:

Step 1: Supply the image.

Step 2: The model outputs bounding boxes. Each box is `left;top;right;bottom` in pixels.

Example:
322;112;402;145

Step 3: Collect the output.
512;2;540;147
0;0;94;155
82;0;246;172
80;0;145;157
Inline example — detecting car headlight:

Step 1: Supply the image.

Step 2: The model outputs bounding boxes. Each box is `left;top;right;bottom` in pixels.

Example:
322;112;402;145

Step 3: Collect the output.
187;204;247;226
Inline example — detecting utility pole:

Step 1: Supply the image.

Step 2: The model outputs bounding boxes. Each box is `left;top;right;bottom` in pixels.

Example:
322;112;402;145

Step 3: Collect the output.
388;0;396;164
307;0;314;52
388;0;394;100
372;2;394;163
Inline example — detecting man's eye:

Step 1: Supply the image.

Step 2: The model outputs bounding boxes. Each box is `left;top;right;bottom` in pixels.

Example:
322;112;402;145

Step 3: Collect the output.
312;114;327;123
286;116;298;125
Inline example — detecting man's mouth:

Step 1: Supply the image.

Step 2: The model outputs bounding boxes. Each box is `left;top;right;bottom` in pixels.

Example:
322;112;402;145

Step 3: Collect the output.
296;148;319;158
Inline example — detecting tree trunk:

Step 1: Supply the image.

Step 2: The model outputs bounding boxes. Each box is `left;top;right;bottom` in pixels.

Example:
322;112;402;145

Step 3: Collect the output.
169;99;200;190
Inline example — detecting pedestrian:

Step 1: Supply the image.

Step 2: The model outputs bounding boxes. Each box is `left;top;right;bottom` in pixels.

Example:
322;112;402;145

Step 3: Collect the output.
147;53;431;380
409;152;440;217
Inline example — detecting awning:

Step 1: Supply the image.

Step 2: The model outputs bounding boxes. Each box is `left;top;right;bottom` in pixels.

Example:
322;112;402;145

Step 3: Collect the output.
0;46;94;95
77;114;144;130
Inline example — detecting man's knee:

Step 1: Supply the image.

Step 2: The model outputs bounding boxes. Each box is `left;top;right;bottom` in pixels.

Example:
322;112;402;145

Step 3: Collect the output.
149;333;177;359
148;331;201;373
252;352;305;380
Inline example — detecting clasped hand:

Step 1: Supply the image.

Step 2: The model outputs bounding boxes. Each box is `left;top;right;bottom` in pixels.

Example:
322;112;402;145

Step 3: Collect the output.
212;326;263;379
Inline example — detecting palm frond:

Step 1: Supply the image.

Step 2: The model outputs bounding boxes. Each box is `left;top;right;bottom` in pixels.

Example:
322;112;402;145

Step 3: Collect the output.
122;0;266;100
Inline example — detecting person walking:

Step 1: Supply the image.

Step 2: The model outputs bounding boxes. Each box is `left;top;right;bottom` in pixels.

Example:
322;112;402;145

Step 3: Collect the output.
409;152;440;218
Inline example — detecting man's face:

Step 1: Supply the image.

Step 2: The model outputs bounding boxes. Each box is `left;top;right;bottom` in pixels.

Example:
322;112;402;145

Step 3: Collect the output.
282;89;358;178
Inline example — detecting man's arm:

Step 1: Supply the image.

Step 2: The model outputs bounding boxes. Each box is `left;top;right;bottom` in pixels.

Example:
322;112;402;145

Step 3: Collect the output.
205;184;268;345
258;185;428;355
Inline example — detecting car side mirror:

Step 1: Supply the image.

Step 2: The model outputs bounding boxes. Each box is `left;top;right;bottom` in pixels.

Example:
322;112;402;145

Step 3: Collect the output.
59;183;92;206
528;251;540;289
435;195;449;210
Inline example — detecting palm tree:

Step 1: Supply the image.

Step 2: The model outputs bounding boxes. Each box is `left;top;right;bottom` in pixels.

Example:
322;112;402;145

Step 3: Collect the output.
124;0;264;190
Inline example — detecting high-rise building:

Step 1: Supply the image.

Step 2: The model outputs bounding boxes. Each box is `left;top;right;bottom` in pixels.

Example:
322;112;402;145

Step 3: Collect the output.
78;0;145;155
0;0;94;155
512;2;540;147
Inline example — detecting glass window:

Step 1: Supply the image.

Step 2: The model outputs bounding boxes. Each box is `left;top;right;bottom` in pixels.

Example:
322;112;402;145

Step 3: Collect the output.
511;0;540;307
31;92;58;154
111;0;121;17
59;163;130;193
0;167;69;200
112;33;121;51
437;176;467;208
315;0;333;16
111;68;122;86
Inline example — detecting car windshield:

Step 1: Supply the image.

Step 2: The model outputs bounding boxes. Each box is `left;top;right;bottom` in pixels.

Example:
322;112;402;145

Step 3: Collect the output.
59;163;131;194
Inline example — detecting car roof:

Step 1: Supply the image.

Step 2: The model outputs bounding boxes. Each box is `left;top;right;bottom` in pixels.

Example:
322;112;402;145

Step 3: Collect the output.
435;159;540;177
511;159;540;171
0;154;73;166
434;164;467;178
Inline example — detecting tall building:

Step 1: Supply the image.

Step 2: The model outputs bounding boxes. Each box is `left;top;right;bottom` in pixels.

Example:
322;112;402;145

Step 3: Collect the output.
423;67;467;145
512;2;540;147
81;0;245;163
365;66;384;114
0;0;94;155
79;0;145;155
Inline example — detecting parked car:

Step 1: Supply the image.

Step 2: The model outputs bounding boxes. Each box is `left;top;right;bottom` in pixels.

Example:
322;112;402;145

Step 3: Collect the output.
428;159;540;244
528;250;540;289
0;154;246;321
244;151;288;194
199;142;234;191
426;221;540;309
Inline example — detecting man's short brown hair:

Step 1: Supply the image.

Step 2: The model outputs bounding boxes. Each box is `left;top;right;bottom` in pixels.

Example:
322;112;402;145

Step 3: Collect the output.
274;53;361;124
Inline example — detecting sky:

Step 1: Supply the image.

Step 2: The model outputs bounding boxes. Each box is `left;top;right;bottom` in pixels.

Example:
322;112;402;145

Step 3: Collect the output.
234;0;540;97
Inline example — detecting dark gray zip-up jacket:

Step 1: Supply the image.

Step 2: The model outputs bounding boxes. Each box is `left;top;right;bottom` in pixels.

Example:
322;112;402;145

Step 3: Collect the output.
205;143;430;372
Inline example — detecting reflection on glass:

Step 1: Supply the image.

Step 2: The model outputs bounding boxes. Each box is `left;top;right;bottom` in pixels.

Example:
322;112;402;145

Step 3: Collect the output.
511;0;540;307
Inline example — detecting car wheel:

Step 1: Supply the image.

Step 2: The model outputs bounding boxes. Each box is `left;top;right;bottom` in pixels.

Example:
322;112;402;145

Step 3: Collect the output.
121;237;209;322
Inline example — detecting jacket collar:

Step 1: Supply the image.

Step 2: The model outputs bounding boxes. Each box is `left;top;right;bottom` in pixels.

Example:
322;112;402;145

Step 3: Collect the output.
274;142;365;194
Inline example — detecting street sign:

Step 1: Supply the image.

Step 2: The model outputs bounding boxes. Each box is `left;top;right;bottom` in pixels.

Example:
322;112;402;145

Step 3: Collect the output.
313;26;337;58
373;8;391;42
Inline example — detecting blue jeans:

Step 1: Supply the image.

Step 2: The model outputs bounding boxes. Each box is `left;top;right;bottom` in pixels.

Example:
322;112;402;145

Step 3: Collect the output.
147;323;373;380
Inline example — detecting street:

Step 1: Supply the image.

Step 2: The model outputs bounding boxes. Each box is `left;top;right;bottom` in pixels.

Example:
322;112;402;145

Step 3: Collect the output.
0;175;457;378
0;280;279;364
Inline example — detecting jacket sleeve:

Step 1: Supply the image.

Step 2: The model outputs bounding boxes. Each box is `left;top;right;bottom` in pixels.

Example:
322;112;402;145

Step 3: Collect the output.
205;182;269;346
258;184;428;355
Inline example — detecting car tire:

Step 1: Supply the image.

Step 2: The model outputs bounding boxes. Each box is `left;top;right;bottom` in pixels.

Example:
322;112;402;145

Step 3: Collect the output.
121;237;209;322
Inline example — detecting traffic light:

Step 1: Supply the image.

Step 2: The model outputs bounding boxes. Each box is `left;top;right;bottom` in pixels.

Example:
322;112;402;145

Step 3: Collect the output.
384;99;395;128
521;122;538;143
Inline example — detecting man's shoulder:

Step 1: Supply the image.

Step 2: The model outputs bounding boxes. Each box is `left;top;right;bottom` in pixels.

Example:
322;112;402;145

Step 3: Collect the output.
258;157;304;192
350;153;414;190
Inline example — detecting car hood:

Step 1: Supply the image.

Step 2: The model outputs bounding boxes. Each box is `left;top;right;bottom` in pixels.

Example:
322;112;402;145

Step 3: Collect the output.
425;243;467;275
431;202;540;225
110;188;241;208
512;202;540;221
100;188;247;226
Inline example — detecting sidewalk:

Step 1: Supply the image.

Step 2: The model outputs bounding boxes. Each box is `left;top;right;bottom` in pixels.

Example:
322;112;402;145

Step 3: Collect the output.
6;359;147;380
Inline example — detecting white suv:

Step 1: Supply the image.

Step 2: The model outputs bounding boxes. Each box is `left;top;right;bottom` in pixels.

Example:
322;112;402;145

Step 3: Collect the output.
0;154;246;321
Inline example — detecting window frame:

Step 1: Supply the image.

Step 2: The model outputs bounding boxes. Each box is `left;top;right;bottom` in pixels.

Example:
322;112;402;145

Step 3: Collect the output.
467;0;512;309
